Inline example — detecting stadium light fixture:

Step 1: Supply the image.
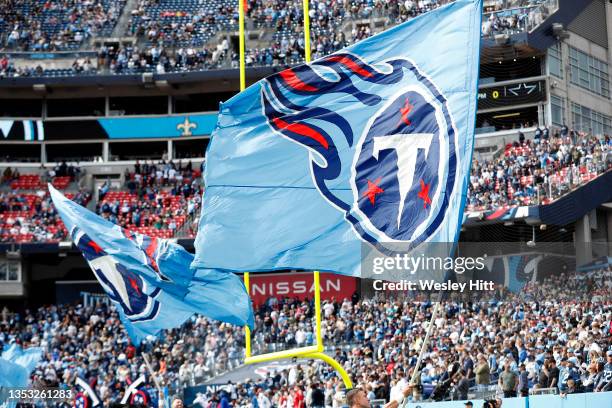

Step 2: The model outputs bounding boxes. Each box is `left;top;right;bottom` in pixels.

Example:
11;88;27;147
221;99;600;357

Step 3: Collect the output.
526;226;536;248
142;73;154;84
155;80;173;90
32;84;47;94
494;34;509;46
6;250;21;260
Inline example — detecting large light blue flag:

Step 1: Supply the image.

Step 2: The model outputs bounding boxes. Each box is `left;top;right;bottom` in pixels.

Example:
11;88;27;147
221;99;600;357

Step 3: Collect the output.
49;186;254;343
193;0;482;277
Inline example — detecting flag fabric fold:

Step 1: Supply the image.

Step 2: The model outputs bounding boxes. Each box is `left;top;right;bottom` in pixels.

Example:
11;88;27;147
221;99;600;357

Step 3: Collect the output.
1;343;43;374
49;186;254;343
193;0;482;277
0;358;30;388
0;343;43;393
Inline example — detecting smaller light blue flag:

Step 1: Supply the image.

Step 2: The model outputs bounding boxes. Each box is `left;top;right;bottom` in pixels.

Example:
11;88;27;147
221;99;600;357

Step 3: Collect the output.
0;358;30;388
1;344;43;373
49;185;254;343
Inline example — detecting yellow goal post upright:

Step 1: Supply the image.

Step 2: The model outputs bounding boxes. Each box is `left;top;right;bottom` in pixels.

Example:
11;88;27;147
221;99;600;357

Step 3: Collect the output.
237;0;352;389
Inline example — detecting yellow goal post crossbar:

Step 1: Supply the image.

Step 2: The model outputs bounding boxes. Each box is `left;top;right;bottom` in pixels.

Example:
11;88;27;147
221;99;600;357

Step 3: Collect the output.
242;271;353;388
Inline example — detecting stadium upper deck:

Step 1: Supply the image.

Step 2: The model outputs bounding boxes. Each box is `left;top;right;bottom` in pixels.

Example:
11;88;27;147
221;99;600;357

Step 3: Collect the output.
0;0;561;78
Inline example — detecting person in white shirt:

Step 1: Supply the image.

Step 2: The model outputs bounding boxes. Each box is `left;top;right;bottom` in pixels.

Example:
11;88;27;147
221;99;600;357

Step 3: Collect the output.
257;389;272;408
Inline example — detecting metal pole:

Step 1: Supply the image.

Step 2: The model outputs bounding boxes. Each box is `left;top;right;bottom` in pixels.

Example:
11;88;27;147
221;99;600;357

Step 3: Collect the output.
142;353;166;408
409;300;442;386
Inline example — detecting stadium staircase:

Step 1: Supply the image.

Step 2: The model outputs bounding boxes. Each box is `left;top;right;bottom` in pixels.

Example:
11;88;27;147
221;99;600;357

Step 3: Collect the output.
174;212;196;238
111;0;141;39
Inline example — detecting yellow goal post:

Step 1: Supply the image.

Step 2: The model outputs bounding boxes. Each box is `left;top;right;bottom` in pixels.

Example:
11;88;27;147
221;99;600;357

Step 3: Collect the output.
242;271;353;388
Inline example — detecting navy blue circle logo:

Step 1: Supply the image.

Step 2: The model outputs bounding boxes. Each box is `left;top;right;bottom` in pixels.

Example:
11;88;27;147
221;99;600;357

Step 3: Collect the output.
351;81;457;247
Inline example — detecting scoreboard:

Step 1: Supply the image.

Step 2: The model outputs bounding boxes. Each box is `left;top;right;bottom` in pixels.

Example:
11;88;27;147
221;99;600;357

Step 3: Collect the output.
478;79;546;110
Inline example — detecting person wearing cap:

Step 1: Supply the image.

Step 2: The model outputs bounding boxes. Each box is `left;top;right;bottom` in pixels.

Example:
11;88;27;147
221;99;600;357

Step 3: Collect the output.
464;402;473;407
557;357;570;392
594;350;612;392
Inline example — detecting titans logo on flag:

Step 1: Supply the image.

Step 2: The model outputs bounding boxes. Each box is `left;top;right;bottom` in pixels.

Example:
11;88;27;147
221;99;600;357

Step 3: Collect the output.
74;392;90;408
262;53;458;249
71;227;161;322
130;389;150;406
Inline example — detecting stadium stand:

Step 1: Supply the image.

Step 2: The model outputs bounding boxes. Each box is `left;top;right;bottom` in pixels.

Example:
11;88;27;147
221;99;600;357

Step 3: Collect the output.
96;160;202;238
128;0;237;47
0;127;608;243
0;0;127;51
468;129;611;211
1;266;610;405
0;162;91;243
0;0;558;77
0;1;611;406
0;190;91;243
0;160;203;242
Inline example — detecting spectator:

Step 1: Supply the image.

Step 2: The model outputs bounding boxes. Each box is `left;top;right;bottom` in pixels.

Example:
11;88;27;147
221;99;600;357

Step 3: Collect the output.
475;355;491;392
498;363;518;398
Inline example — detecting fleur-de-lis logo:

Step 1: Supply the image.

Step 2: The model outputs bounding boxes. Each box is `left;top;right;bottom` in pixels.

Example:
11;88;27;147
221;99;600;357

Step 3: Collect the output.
177;117;197;136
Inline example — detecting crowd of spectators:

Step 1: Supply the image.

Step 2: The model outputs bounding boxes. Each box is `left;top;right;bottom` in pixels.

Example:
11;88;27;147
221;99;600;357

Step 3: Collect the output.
0;0;559;77
0;163;90;243
0;188;91;243
128;0;237;47
1;265;610;406
96;159;202;238
98;41;230;74
467;127;611;211
0;44;230;78
0;0;127;51
481;0;555;38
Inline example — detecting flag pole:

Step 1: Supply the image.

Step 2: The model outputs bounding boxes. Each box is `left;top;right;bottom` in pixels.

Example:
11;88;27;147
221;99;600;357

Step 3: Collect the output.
409;300;441;384
142;352;166;408
402;294;443;407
